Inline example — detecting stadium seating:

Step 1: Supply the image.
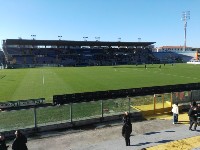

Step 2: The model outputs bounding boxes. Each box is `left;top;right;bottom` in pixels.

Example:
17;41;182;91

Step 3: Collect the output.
4;45;155;67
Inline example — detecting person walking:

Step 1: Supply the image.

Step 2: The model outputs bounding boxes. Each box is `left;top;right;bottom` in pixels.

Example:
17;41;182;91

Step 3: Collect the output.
172;103;179;124
188;102;198;131
122;122;132;146
12;130;28;150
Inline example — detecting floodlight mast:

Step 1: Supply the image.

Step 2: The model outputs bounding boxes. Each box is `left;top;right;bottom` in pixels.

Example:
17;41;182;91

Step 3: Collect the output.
58;36;62;40
83;37;88;41
95;37;100;41
182;11;190;51
31;35;36;40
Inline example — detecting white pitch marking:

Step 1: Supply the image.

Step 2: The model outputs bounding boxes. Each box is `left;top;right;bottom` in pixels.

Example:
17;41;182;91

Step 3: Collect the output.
43;75;45;85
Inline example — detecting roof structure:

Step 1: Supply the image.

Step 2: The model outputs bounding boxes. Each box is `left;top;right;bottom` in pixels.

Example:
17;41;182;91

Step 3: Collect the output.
4;39;155;47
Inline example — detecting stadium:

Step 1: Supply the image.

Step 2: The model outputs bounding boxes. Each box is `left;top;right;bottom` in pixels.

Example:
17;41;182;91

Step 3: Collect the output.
2;39;158;68
1;39;200;102
1;38;200;149
2;39;200;69
1;0;200;148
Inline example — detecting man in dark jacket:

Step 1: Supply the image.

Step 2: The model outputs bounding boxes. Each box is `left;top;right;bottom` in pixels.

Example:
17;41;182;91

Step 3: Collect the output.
0;134;8;150
196;103;200;122
188;103;198;131
122;122;132;146
123;111;131;124
12;130;28;150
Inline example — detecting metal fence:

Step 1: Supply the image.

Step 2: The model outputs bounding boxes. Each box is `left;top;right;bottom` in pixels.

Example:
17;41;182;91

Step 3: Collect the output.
1;90;200;132
0;98;131;132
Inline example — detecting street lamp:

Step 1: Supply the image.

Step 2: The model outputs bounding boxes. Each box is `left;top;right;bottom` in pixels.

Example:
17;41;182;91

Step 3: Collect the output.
181;11;190;51
31;35;36;40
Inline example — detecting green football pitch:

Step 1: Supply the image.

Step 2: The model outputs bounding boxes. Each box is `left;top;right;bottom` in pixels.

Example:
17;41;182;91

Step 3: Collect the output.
0;63;200;103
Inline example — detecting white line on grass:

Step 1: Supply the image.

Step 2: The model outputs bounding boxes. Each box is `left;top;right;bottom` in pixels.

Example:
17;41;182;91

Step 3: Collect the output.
42;70;45;85
135;68;199;80
43;75;45;85
118;68;199;81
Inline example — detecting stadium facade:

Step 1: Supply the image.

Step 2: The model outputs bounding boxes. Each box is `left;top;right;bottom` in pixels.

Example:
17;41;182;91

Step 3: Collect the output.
2;39;159;68
2;39;199;69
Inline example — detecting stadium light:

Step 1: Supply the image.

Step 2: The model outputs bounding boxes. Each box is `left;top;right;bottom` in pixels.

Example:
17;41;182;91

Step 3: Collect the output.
138;38;141;42
181;11;190;51
118;38;121;42
58;36;62;40
83;37;88;41
95;37;100;41
31;35;36;40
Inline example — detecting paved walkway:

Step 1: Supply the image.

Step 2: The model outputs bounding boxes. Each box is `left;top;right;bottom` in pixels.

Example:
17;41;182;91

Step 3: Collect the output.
76;125;200;150
6;113;200;150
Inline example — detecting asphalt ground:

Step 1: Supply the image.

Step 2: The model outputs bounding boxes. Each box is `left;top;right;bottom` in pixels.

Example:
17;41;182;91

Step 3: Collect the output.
5;112;200;150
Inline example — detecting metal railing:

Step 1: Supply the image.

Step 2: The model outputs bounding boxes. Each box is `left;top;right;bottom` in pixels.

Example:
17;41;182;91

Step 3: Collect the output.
0;90;200;132
0;98;131;132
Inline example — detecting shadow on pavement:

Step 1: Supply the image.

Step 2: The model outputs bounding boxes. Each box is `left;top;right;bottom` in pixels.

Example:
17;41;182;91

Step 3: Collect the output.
144;131;160;135
131;142;152;146
156;139;174;143
165;130;175;132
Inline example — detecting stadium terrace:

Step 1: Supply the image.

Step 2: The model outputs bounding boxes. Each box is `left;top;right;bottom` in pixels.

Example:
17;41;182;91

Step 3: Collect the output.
2;39;157;68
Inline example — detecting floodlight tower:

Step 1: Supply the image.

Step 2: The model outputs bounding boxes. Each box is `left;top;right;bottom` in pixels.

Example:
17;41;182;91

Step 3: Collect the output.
31;35;36;40
83;37;88;41
95;37;100;41
58;35;62;40
181;11;190;51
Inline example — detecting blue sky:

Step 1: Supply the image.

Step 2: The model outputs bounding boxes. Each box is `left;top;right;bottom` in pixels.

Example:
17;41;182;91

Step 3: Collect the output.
0;0;199;48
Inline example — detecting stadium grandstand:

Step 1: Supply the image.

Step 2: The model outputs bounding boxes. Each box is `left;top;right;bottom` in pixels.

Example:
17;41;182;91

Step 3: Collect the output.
153;46;199;63
0;50;5;69
2;39;199;68
2;39;159;68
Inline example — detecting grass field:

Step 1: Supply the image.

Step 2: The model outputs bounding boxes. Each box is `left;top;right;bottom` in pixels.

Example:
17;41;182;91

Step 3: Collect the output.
0;63;200;102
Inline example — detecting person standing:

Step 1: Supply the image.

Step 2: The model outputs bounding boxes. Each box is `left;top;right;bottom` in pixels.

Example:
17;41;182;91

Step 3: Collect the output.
197;103;200;125
122;122;132;146
122;111;132;146
0;134;8;150
172;103;179;124
123;111;131;124
12;130;28;150
188;102;198;131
